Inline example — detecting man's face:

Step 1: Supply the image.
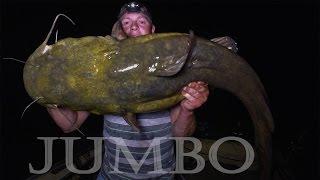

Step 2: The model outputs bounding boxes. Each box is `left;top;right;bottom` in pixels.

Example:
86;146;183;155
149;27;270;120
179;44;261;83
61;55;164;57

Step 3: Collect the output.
120;12;154;37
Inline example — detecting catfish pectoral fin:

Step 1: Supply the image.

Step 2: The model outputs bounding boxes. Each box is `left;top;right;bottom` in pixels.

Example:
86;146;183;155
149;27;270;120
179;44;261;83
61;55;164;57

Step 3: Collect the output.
149;32;196;77
122;112;141;133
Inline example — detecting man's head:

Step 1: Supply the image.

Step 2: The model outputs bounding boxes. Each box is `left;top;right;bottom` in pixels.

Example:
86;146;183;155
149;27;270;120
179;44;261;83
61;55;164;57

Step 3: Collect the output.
111;1;155;40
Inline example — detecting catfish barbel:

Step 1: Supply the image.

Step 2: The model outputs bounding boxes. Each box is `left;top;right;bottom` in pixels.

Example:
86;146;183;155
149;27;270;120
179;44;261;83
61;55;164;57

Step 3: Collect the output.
23;15;274;179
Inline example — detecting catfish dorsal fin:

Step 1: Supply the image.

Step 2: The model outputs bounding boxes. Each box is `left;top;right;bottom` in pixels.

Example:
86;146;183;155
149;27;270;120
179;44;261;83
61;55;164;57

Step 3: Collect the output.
122;112;141;133
150;31;196;77
186;30;196;62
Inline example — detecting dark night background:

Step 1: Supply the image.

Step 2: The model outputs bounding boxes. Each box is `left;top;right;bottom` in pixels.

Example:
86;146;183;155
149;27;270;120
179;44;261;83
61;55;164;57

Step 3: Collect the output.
0;0;319;179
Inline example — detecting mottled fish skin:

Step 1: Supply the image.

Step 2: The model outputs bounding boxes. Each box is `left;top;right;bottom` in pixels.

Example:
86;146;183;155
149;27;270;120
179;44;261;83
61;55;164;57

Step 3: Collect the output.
24;33;273;179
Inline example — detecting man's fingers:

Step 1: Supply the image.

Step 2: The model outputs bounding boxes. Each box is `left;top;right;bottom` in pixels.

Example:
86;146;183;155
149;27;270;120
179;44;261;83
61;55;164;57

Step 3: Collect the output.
182;81;209;100
185;86;207;98
196;81;208;86
182;89;207;103
187;81;208;87
194;84;209;95
184;83;209;96
194;84;208;92
187;82;198;88
184;86;198;94
182;91;196;101
198;87;208;92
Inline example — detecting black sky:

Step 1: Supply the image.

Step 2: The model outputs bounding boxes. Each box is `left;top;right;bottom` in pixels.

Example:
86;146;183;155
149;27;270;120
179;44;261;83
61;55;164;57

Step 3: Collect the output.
1;0;319;179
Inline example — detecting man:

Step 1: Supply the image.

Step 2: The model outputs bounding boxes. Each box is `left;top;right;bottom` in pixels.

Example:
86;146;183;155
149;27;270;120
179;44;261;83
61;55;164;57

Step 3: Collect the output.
47;1;236;179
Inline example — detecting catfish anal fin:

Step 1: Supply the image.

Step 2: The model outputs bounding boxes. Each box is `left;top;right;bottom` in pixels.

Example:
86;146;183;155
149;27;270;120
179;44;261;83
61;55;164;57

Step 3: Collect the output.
122;112;141;133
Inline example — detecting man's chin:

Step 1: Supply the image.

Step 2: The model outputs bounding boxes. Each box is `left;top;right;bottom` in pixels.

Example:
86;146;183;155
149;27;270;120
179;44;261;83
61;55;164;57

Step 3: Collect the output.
129;33;143;37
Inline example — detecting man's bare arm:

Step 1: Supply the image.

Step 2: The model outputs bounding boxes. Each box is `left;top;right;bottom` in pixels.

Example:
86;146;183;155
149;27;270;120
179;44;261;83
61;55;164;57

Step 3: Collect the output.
47;108;90;133
171;81;209;137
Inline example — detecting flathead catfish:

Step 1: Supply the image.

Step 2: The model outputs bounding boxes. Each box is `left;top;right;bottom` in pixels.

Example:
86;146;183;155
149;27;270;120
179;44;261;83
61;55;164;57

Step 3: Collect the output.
24;30;274;179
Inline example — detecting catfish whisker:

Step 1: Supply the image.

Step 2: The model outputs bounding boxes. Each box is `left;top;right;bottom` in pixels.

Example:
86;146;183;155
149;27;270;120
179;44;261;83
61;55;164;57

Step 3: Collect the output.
43;14;76;45
3;57;26;64
2;57;39;68
21;97;44;120
55;30;59;43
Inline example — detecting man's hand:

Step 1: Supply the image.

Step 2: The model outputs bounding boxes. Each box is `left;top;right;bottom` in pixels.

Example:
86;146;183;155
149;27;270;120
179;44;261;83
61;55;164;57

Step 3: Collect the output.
170;81;209;137
47;107;89;133
180;81;210;111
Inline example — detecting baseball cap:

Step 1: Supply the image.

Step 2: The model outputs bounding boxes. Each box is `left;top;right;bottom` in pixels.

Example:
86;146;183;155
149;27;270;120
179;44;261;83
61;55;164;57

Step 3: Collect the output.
118;1;152;22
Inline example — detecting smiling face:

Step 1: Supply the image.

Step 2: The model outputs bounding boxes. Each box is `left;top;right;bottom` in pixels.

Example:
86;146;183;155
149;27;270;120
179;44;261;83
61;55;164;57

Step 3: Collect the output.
120;12;155;37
